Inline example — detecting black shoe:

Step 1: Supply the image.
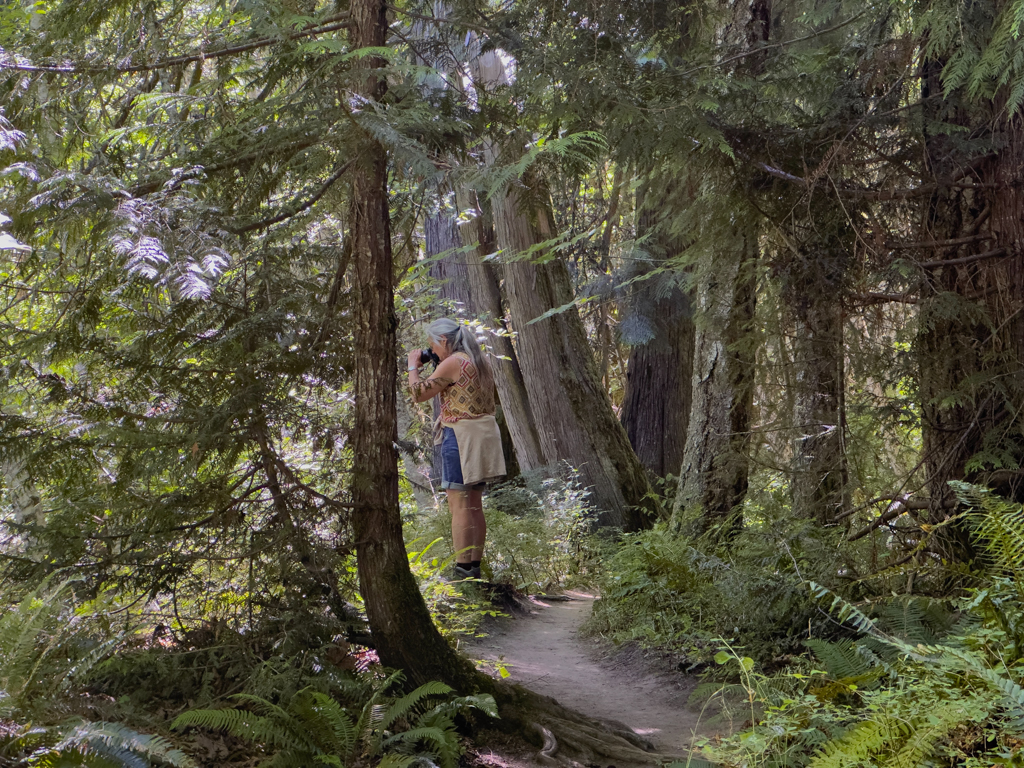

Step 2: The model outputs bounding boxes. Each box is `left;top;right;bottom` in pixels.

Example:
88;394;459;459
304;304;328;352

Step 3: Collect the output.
453;564;475;580
470;565;482;580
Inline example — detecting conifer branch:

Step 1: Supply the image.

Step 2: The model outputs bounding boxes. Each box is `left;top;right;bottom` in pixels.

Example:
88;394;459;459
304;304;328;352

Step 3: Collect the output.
229;159;355;235
0;14;351;75
849;291;918;305
887;234;992;249
130;137;321;196
677;11;868;78
918;247;1007;269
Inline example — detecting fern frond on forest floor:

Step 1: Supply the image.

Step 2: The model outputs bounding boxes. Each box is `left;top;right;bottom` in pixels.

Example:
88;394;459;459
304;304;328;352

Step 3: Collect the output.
172;673;497;768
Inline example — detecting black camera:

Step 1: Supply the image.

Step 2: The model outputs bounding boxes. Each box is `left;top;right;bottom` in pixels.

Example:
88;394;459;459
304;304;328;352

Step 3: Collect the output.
419;348;440;367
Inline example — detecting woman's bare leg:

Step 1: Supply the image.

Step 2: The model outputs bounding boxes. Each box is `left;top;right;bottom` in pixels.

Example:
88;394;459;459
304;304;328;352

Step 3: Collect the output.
446;489;474;564
467;488;486;561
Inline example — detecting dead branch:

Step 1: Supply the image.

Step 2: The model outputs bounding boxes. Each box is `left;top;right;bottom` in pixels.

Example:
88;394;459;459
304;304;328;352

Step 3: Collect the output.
918;247;1008;270
848;497;957;542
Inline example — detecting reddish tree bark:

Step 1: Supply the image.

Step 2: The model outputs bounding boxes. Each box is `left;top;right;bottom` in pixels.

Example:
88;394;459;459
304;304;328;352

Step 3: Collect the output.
347;0;476;688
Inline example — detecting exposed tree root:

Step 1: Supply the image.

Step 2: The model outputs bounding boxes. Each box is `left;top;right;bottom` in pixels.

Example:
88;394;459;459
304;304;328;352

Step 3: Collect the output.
484;680;683;767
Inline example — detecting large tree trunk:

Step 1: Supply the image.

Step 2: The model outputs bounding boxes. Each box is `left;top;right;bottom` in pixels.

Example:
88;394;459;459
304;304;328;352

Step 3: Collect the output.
459;52;657;529
785;247;850;525
913;61;1024;562
426;198;543;477
425;211;471;486
347;0;476;689
620;321;693;480
455;188;546;474
671;235;757;539
490;169;659;530
620;186;695;479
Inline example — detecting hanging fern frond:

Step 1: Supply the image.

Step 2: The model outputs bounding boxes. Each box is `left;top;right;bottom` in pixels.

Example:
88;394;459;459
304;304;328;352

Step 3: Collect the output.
379;682;453;731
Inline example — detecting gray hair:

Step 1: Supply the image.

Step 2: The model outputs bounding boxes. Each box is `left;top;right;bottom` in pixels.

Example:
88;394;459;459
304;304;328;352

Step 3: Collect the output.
426;318;494;390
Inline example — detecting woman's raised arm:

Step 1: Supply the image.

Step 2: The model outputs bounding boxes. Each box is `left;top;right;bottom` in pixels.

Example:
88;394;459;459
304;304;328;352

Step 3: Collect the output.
408;354;460;404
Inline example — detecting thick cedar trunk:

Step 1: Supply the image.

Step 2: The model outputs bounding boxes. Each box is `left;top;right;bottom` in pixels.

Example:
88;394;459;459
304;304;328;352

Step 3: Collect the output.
492;174;659;530
426;212;470;486
914;61;1024;561
464;50;657;529
455;188;546;473
786;248;850;525
427;213;473;311
620;187;695;479
671;236;757;538
426;199;542;477
347;0;476;688
621;326;693;479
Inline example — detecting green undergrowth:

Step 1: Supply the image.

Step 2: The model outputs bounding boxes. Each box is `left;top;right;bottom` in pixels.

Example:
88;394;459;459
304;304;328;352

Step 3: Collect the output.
0;574;494;768
172;671;497;768
676;484;1024;767
585;511;848;665
406;473;599;596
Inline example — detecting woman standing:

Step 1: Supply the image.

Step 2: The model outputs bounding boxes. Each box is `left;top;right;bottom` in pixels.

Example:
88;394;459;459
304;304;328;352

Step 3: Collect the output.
407;319;505;579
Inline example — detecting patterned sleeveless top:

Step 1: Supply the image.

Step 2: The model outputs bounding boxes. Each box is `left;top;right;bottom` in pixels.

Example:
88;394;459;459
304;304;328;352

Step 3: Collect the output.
440;352;494;423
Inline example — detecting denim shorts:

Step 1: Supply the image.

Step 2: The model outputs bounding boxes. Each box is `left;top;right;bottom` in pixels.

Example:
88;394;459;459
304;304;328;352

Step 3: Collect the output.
440;427;484;491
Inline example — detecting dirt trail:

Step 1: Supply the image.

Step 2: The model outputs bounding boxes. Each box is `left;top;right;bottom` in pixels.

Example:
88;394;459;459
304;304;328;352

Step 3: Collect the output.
468;591;707;761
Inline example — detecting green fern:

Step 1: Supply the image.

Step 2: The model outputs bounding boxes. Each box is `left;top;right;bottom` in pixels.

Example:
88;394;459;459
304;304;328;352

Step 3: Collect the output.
804;639;872;680
808;714;909;768
953;481;1024;580
379;681;453;731
10;719;196;768
0;577;119;719
173;674;497;768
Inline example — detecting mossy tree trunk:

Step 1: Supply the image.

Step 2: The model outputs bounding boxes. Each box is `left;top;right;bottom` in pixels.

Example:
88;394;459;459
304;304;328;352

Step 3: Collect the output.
671;233;757;539
784;245;850;526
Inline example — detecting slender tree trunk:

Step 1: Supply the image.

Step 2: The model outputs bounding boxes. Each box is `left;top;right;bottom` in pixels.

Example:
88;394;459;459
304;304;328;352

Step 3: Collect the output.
620;186;695;479
671;234;757;538
786;248;850;525
347;0;476;688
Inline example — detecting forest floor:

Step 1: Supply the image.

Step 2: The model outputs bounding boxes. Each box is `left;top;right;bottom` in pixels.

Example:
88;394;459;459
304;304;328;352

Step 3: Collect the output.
465;591;714;767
